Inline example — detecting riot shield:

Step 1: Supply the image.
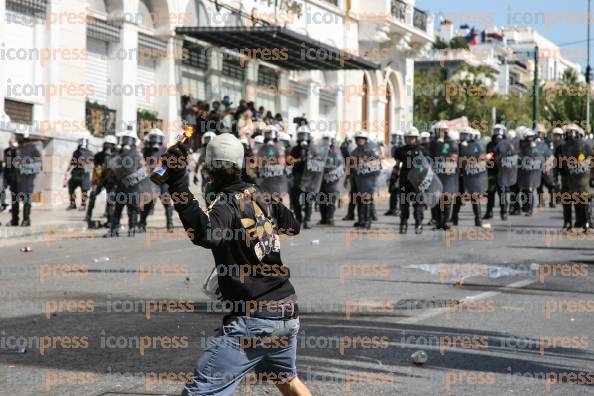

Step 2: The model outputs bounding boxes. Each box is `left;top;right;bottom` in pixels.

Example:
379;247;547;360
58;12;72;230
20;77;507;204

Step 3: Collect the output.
322;145;345;192
257;143;287;194
407;152;443;205
430;139;458;194
16;141;43;194
559;140;592;193
517;141;544;189
496;139;518;188
352;146;381;194
299;142;329;193
111;148;146;191
461;141;488;194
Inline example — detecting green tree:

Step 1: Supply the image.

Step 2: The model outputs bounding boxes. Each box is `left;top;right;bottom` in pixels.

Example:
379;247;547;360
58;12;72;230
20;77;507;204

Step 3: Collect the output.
543;69;592;129
449;37;469;50
432;37;448;50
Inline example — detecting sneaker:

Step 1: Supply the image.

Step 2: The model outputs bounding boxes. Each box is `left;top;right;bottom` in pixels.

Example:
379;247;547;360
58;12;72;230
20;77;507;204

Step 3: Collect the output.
66;204;77;210
415;224;423;234
399;224;408;234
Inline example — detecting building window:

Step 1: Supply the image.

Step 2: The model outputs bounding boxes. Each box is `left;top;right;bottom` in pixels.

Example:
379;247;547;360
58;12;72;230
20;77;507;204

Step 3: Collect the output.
5;99;33;125
222;55;245;80
258;66;279;87
183;42;208;70
6;0;47;18
85;101;116;137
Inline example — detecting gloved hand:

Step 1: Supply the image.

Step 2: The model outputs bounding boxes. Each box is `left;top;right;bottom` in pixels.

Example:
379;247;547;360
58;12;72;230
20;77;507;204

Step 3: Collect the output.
161;143;190;190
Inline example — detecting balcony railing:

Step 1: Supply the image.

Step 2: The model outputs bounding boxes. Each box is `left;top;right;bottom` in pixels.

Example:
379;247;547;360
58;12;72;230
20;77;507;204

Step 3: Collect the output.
413;8;428;32
391;1;429;33
391;0;407;23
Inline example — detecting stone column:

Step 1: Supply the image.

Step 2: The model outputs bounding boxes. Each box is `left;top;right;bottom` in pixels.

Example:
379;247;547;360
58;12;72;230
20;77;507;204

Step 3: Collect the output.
112;20;139;132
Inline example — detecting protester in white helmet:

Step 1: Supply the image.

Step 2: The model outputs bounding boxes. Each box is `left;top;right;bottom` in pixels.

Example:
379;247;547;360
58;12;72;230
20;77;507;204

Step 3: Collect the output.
160;134;312;396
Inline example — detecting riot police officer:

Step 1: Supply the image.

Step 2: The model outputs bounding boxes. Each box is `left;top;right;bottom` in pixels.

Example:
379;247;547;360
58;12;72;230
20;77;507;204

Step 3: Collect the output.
320;132;344;226
536;126;557;209
429;123;459;230
140;128;174;232
341;135;357;221
393;127;429;234
85;135;117;227
348;131;380;229
240;136;257;184
517;127;545;216
193;131;216;194
452;128;488;227
257;125;288;202
484;124;506;219
288;126;312;228
555;124;593;231
106;130;145;237
65;137;93;210
385;131;404;216
493;128;519;220
1;139;17;213
420;131;431;151
9;131;42;226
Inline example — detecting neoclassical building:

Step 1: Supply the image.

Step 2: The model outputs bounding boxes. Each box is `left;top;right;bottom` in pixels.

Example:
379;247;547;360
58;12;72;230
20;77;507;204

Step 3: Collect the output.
0;0;432;199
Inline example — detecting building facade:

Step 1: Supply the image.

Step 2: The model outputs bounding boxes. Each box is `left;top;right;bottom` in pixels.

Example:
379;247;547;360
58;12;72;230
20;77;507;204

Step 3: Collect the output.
0;0;431;201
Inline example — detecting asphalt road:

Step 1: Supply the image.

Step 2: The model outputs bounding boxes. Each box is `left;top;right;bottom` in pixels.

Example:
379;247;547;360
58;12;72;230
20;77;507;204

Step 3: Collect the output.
0;198;593;396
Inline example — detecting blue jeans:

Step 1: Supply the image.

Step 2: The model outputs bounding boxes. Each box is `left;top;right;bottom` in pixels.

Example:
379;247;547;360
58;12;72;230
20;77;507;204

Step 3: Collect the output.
182;316;300;396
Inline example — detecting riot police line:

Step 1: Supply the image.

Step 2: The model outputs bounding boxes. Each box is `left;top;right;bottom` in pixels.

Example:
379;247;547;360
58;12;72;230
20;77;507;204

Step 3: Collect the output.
2;120;593;235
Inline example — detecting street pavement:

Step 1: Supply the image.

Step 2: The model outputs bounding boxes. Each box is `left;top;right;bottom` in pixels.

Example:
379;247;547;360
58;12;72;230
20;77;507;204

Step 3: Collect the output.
0;194;593;396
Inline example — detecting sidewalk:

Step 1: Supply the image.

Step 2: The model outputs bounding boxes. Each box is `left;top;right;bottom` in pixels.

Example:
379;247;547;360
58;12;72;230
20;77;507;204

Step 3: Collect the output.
0;196;173;242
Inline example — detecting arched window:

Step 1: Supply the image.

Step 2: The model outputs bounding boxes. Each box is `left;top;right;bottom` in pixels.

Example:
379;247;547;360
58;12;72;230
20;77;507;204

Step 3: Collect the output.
138;0;155;32
362;74;369;131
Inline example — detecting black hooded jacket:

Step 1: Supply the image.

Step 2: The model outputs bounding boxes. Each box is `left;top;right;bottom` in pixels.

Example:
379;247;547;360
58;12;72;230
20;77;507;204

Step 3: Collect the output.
171;180;300;308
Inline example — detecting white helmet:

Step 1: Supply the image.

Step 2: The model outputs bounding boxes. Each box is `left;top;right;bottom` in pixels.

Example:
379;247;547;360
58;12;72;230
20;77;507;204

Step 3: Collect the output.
507;129;517;139
148;128;165;137
278;132;291;143
404;127;420;137
448;130;460;141
117;130;137;138
354;130;369;139
564;123;585;138
263;125;278;141
296;125;311;134
104;135;118;145
254;135;265;144
524;129;536;138
515;126;528;140
14;130;30;139
202;131;216;145
493;124;507;135
420;131;431;139
322;131;336;140
552;127;564;135
205;133;244;170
